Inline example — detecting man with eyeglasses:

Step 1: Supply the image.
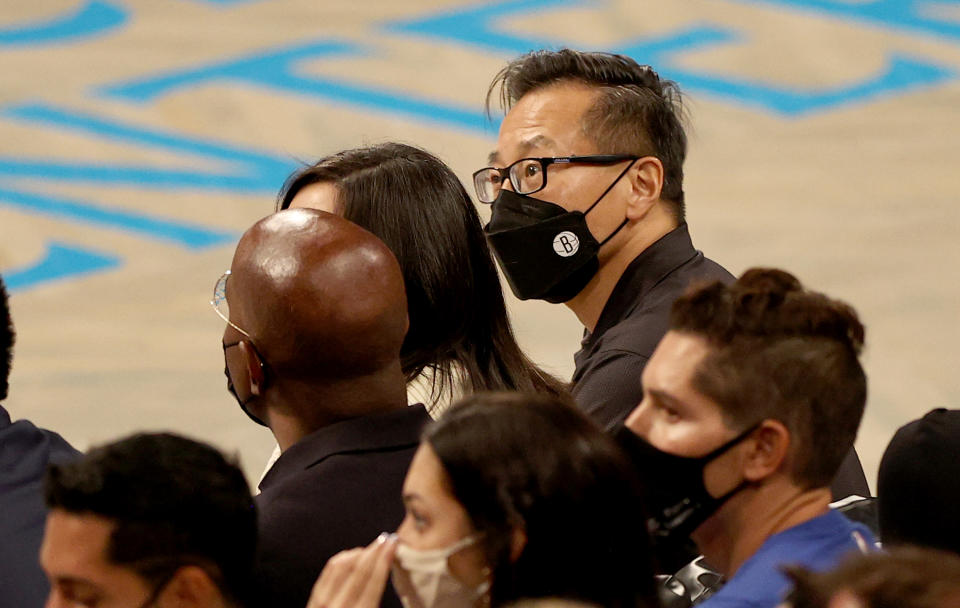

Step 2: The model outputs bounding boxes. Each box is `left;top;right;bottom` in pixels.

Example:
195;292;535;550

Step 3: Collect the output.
40;433;255;608
212;209;424;608
476;49;869;499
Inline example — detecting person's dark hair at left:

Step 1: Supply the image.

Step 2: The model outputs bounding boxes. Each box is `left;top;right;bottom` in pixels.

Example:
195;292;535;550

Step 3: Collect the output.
1;275;14;401
669;268;867;488
276;143;567;408
424;392;657;608
784;547;960;608
44;433;256;605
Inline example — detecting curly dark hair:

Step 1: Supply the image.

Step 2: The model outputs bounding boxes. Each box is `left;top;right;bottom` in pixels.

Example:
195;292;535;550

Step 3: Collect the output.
670;268;867;487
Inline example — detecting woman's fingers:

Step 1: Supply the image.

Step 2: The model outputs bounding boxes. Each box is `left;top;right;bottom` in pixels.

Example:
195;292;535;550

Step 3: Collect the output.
307;547;363;607
336;533;397;605
356;534;398;606
306;533;398;608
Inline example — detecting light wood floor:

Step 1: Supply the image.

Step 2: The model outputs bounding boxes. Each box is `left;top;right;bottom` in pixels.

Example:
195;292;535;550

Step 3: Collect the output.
2;0;958;489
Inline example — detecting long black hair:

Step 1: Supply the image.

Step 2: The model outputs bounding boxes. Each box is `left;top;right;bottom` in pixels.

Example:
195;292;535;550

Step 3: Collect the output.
277;143;568;408
425;392;658;608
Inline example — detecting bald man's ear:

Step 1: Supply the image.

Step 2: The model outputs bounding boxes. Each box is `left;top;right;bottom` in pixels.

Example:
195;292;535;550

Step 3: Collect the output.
624;157;665;221
156;565;225;608
237;341;265;397
743;420;791;482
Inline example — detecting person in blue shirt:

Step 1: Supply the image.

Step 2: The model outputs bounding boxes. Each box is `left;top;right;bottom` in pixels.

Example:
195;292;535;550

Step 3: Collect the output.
0;274;80;608
617;267;875;608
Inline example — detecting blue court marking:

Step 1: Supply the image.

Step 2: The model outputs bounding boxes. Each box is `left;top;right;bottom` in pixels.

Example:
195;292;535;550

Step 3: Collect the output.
0;103;296;192
387;0;957;116
734;0;960;43
99;39;497;134
4;241;121;292
0;1;128;47
385;0;585;52
0;186;236;250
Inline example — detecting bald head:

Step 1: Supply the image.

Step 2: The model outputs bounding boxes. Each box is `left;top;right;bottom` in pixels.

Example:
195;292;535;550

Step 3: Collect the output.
228;209;408;382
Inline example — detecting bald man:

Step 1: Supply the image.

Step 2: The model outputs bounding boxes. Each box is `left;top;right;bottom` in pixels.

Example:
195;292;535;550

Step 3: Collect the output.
215;209;427;608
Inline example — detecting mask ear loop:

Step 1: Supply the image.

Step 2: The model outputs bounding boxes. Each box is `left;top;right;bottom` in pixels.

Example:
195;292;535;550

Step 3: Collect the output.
583;158;638;216
583;159;638;247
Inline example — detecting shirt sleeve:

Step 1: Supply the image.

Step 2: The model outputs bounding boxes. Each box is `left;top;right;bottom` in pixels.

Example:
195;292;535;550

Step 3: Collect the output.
571;349;649;429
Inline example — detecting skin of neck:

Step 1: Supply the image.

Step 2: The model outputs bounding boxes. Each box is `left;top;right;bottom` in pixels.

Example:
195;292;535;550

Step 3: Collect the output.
258;362;409;452
566;201;677;332
691;475;833;577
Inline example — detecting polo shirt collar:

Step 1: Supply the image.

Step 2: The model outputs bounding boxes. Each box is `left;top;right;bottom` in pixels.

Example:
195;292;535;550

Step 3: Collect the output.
259;404;430;492
588;223;698;341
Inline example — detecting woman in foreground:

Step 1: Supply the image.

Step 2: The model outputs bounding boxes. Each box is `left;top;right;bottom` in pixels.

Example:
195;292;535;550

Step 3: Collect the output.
307;392;659;608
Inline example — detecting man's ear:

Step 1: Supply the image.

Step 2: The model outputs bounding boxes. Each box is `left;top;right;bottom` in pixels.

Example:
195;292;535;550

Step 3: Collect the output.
156;566;225;608
743;420;791;482
624;156;664;221
237;341;265;397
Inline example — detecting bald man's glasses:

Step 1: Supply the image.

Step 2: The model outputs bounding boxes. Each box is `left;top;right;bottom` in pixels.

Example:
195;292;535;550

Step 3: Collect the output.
211;270;251;338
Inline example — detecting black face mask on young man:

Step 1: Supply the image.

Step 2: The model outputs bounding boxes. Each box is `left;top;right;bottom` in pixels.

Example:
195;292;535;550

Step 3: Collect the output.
613;421;762;568
484;160;636;303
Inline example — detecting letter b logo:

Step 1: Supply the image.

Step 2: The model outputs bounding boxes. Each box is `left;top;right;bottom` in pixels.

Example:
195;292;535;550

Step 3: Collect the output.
552;231;580;257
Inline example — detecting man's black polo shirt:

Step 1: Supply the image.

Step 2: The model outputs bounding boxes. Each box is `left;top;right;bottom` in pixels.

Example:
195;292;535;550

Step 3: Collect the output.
572;223;733;428
570;224;869;498
255;404;431;608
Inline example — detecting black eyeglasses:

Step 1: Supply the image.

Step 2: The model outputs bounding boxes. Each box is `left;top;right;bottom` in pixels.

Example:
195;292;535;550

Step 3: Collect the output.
472;154;638;204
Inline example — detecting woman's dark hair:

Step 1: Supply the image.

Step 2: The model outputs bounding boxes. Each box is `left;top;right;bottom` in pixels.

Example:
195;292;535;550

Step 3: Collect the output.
424;392;658;608
277;143;567;409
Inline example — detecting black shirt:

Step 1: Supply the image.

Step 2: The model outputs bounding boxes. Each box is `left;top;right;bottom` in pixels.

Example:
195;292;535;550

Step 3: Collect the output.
0;405;80;608
570;224;869;498
572;223;734;428
255;405;432;608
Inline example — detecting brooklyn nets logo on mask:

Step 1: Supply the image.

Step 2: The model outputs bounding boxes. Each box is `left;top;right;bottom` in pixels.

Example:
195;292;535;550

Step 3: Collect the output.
552;231;580;257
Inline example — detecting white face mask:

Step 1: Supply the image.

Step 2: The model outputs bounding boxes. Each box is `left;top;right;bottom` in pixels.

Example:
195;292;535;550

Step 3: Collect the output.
391;535;490;608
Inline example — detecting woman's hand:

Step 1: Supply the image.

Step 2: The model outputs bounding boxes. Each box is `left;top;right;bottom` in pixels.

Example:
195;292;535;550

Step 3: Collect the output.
306;533;398;608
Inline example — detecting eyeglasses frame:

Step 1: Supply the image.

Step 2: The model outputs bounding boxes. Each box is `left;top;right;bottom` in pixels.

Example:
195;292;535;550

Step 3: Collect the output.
472;154;639;203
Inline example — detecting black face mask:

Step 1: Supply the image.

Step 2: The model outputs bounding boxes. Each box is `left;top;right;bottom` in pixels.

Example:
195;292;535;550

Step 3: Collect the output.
484;160;636;303
613;421;761;549
223;343;268;427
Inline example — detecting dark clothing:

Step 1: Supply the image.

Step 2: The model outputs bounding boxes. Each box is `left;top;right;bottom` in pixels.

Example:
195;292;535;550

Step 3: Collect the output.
572;223;734;428
0;405;80;608
570;223;870;499
254;405;431;608
878;408;960;551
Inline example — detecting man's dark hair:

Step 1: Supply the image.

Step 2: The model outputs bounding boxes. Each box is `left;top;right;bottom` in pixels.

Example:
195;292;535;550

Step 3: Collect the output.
45;433;256;605
878;408;960;555
1;275;14;401
670;268;867;488
487;49;688;221
426;392;658;608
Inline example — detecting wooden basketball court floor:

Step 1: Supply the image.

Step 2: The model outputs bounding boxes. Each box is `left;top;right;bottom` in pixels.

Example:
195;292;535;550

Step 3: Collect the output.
1;0;957;489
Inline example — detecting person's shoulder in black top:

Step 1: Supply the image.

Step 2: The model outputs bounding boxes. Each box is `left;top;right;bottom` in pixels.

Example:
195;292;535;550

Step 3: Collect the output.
0;405;80;608
572;224;733;428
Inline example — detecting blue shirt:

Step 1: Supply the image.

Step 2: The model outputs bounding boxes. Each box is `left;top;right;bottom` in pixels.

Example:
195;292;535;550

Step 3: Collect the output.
699;509;875;608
